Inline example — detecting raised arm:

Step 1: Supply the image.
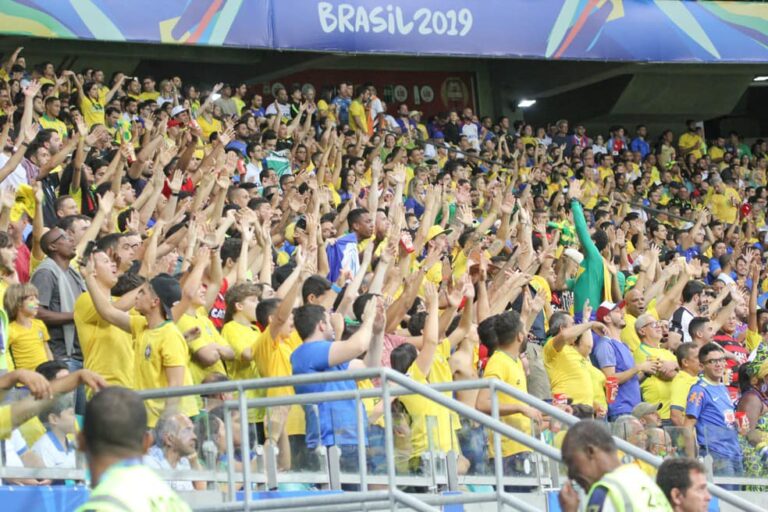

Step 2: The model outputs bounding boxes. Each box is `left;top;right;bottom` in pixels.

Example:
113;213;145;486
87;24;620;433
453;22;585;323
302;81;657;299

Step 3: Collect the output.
82;256;132;332
414;282;439;377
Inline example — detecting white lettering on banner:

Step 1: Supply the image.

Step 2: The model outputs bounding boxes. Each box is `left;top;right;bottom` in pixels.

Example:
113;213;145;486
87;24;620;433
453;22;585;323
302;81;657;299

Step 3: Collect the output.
318;3;473;37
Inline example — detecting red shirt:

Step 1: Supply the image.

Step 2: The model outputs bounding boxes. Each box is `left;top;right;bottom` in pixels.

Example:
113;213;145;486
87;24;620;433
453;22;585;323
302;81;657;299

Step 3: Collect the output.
208;278;228;330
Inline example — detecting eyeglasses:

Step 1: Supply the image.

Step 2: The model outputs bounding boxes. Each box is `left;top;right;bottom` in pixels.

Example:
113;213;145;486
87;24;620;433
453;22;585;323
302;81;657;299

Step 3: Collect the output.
704;357;726;365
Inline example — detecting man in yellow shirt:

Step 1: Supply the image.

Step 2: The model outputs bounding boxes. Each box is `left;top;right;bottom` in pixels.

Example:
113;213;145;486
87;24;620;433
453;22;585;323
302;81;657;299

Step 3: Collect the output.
678;120;703;160
669;343;700;428
39;97;68;140
176;267;234;385
74;250;136;388
250;254;308;470
476;309;543;488
708;137;726;164
544;311;605;407
349;85;370;135
633;314;679;422
83;262;198;427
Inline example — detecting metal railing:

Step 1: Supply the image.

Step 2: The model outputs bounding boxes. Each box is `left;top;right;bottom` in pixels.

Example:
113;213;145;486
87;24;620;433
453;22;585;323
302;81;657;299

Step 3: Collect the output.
134;367;763;512
1;366;763;511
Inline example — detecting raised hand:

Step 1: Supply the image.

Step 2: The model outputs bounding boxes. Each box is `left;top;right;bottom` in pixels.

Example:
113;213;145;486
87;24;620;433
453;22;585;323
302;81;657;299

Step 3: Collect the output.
23;80;41;98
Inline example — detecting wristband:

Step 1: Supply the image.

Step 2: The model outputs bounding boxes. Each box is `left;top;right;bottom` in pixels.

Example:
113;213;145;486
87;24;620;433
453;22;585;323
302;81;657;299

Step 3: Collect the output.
331;283;343;294
171;192;180;197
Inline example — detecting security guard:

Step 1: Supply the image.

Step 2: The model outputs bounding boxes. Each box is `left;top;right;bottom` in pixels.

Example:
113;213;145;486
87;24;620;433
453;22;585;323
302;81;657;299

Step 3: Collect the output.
75;387;191;512
559;420;672;512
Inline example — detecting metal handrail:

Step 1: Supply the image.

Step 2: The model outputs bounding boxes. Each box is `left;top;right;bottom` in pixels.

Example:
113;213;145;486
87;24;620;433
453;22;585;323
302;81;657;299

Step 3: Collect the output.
136;367;767;512
5;368;761;511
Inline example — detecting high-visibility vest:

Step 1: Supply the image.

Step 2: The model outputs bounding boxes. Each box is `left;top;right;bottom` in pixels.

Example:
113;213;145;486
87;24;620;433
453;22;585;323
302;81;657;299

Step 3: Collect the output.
585;463;672;512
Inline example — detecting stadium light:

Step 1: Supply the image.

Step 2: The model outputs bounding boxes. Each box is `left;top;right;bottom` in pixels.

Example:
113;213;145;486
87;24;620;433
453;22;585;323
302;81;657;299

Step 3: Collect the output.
517;99;536;108
753;76;768;82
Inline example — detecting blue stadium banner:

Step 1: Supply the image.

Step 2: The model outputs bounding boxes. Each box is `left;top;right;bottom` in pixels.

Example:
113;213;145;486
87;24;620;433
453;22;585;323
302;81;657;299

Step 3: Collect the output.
1;0;768;62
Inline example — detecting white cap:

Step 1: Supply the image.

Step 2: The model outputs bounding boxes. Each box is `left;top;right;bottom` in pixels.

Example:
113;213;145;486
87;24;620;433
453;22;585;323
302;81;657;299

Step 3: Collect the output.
170;105;188;118
564;248;584;265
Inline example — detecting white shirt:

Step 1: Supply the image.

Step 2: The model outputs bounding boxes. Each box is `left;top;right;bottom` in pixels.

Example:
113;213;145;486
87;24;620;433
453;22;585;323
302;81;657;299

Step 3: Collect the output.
32;430;76;468
244;162;262;185
265;102;291;119
143;445;194;491
0;152;29;191
462;123;480;150
370;97;384;119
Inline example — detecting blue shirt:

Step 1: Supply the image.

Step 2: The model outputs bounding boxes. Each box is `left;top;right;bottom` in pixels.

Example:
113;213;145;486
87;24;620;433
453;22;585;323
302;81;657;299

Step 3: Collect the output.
630;137;650;160
591;336;641;417
332;96;351;126
685;378;741;459
290;340;366;447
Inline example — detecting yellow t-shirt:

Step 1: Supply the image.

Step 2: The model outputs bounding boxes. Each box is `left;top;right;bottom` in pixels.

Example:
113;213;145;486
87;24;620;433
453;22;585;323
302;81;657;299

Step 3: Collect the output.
746;329;762;353
8;319;50;370
221;320;264;423
138;91;160;102
669;370;698;413
196;115;222;143
633;342;676;420
130;316;198;427
428;339;460;433
708;146;725;162
678;132;702;159
79;96;105;128
250;326;305;435
482;350;532;458
233;97;245;116
178;308;227;385
707;188;739;224
39;115;68;140
543;341;593;406
349;99;367;134
74;292;135;388
398;361;456;457
358;378;385;428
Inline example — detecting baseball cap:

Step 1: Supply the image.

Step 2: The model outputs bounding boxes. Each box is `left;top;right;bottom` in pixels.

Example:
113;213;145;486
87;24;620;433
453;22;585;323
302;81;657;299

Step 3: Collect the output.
632;402;662;419
596;300;625;323
409;110;422;118
426;225;452;242
563;248;584;266
170;105;188;118
149;273;181;320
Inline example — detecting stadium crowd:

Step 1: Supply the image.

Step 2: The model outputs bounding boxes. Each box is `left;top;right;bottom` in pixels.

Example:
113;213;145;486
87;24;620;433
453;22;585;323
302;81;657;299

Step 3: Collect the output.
0;46;767;510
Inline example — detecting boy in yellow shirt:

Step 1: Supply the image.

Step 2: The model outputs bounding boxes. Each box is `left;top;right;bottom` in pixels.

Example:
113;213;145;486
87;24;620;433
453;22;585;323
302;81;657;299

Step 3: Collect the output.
221;282;264;440
5;283;51;370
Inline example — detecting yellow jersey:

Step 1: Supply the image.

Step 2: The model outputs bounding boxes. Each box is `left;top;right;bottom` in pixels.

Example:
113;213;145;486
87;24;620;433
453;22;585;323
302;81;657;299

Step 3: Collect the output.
633;342;676;420
79;96;105;128
130;316;198;427
483;350;532;458
177;308;227;385
543;341;594;406
250;326;305;435
8;319;50;371
39;115;68;140
669;370;698;414
74;292;135;388
221;320;263;423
